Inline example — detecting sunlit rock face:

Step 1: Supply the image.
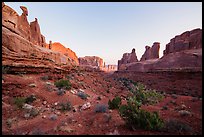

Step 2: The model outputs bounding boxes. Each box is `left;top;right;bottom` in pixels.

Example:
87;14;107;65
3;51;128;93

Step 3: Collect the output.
46;42;79;65
118;48;138;70
140;42;160;61
2;3;79;73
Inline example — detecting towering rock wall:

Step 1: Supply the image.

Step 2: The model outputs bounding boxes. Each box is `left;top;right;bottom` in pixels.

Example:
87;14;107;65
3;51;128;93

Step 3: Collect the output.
2;2;79;73
117;28;202;72
2;3;46;47
163;28;202;55
140;42;160;61
78;56;104;69
118;48;138;70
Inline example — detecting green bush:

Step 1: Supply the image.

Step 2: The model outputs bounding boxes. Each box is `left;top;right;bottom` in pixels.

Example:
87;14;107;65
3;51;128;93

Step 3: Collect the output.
59;102;72;112
108;96;122;109
14;97;26;108
119;96;164;131
54;79;72;90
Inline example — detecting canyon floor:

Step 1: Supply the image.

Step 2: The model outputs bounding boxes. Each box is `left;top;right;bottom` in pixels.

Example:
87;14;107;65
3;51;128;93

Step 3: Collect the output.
2;69;202;135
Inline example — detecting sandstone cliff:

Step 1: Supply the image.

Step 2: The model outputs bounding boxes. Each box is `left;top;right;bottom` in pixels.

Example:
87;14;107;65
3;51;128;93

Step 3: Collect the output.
163;28;202;55
46;42;79;65
2;3;78;73
78;56;104;69
140;42;160;61
117;28;202;72
118;48;138;70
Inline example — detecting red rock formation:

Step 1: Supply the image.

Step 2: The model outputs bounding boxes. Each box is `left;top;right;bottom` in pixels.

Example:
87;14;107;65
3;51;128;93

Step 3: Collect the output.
140;42;160;61
78;56;104;69
117;29;202;72
2;3;79;73
30;18;46;47
118;48;138;70
163;28;202;55
47;42;79;65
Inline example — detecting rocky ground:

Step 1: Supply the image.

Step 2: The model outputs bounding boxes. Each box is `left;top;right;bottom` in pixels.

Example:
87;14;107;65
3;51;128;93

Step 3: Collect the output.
2;69;202;135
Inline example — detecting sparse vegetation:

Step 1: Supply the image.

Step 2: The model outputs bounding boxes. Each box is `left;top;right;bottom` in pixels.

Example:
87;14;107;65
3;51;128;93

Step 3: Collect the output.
119;96;164;131
2;65;10;74
161;119;193;134
108;96;122;109
59;101;72;112
41;75;52;81
77;91;89;100
54;79;72;90
14;97;27;108
95;104;108;113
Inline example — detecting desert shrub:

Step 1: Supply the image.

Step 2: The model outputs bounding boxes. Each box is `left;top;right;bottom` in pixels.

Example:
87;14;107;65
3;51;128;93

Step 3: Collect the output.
95;104;108;113
30;108;39;117
14;97;27;108
119;96;164;131
54;79;72;90
41;75;52;81
130;83;164;105
77;91;88;100
25;95;36;104
162;119;192;134
2;65;10;74
56;89;66;96
108;96;122;109
59;101;72;112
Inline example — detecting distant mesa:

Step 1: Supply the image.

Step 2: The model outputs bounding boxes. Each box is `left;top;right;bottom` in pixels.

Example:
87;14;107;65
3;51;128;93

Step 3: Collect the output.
117;28;202;72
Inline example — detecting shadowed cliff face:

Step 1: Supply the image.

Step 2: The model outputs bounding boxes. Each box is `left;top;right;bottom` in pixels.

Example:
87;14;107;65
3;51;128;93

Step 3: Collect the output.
163;28;202;55
117;29;202;72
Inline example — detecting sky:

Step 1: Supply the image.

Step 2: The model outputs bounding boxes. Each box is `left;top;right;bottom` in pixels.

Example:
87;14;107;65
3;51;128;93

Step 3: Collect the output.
5;2;202;65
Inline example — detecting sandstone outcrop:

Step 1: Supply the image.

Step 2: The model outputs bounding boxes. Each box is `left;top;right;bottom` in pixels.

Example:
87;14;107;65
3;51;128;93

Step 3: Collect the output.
140;42;160;61
78;56;104;69
46;42;79;65
2;3;79;74
163;28;202;55
118;48;138;70
117;28;202;72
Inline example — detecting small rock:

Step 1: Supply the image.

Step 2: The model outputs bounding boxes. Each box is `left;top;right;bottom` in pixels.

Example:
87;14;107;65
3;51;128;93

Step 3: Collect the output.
54;102;58;106
49;114;58;121
46;82;52;85
80;102;91;110
46;105;50;108
107;129;120;135
24;113;30;118
56;111;61;116
2;80;4;83
43;101;47;105
109;110;113;113
181;104;187;110
78;124;82;127
29;83;36;87
171;94;177;99
179;110;191;116
42;115;46;119
22;104;33;110
59;126;75;133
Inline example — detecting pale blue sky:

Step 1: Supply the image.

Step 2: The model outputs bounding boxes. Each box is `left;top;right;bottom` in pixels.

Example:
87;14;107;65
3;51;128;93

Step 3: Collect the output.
5;2;202;65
